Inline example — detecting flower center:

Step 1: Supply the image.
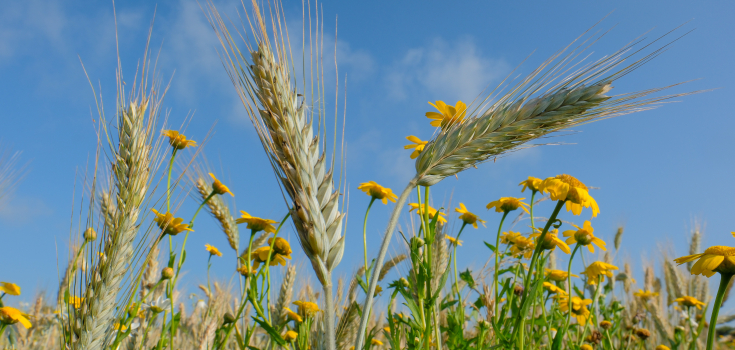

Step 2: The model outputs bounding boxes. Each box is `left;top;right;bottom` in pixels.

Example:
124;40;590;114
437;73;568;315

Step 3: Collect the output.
556;174;588;191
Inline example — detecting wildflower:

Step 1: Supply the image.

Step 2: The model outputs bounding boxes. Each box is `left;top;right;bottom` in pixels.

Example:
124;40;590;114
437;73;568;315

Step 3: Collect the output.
162;130;197;150
635;328;651;340
563;221;606;253
235;211;277;233
209;173;234;196
408;203;447;223
269;237;293;257
445;235;462;246
500;231;522;245
539;174;599;217
205;244;222;257
533;229;571;254
223;313;236;324
142;296;171;314
84;227;96;241
237;265;257;277
558;296;592;326
151;209;193;236
284;307;302;323
426;100;467;128
455;203;485;228
519;176;543;193
600;320;613;330
293;300;320;317
545;269;578;282
509;236;535;259
383;326;390;333
358;181;398;204
486;197;530;214
404;136;428;159
284;330;298;342
0;307;31;328
634;289;659;301
656;345;671;350
674;246;735;277
543;282;567;295
580;344;593;350
674;296;706;310
581;261;619;285
371;339;384;346
161;267;174;280
68;296;84;309
250;245;290;269
0;282;20;296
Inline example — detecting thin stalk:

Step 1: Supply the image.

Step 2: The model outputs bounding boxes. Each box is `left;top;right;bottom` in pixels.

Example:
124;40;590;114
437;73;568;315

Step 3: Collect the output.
452;223;468;311
707;273;733;350
355;179;417;350
494;211;509;326
218;232;257;350
166;149;178;212
363;198;376;282
563;245;581;342
577;275;603;347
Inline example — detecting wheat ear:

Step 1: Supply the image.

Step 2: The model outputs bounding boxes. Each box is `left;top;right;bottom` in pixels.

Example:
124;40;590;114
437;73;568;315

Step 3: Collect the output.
273;265;296;325
195;177;239;251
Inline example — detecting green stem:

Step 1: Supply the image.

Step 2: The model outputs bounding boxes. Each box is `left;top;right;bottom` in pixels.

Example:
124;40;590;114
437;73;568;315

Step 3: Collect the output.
494;211;509;326
363;198;377;282
190;191;216;229
218;232;257;350
578;275;603;347
166;149;178;213
453;223;468;313
563;245;581;340
707;273;733;350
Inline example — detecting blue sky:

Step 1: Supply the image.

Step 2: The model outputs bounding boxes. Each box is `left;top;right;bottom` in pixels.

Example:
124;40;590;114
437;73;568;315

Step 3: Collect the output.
0;0;733;310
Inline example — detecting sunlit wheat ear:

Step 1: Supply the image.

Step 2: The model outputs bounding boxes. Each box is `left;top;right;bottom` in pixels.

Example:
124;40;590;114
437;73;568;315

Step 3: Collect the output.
273;265;296;325
195;177;239;251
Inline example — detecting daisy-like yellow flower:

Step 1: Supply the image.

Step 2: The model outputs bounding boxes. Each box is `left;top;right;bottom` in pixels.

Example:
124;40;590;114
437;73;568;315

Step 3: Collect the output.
284;330;298;342
209;173;234;196
0;282;20;296
293;300;320;317
249;243;292;269
538;174;599;217
563;221;606;253
269;237;293;257
455;203;486;228
425;100;467;129
509;236;535;259
519;176;543;193
383;326;390;333
162;130;197;150
358;181;398;204
237;265;257;277
445;235;462;246
151;209;193;236
371;339;384;346
674;295;706;310
557;295;593;326
69;296;84;309
543;281;567;295
500;231;522;245
0;307;32;329
486;197;530;214
235;211;277;233
656;345;671;350
205;244;222;257
533;229;571;254
545;269;579;282
634;289;659;301
674;246;735;277
284;307;302;323
580;261;618;285
408;203;447;223
404;136;428;159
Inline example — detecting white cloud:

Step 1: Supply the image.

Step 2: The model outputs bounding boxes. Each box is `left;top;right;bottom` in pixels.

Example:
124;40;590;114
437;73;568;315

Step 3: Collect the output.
385;37;509;104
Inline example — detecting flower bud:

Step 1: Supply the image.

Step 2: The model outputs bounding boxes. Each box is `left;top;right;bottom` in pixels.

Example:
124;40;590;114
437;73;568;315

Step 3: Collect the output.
399;278;410;288
513;285;524;296
161;267;174;280
411;237;425;249
574;230;593;245
600;320;612;330
223;312;236;324
635;328;651;340
84;228;97;242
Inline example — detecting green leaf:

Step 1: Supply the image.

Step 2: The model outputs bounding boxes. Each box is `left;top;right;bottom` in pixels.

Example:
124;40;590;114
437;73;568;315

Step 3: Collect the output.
252;317;286;345
484;242;496;253
460;269;476;289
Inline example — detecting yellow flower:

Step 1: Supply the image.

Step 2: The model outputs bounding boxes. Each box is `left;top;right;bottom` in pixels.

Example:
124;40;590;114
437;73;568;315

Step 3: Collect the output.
543;282;567;295
500;231;522;245
269;237;293;257
486;197;530;214
0;307;31;329
656;346;671;350
405;136;428;159
674;296;706;310
408;203;447;223
383;326;390;333
0;282;20;296
580;261;618;285
371;339;384;346
580;344;593;350
674;246;735;277
519;177;543;193
205;244;222;257
539;174;599;217
235;211;277;233
284;330;298;342
69;296;84;309
209;173;234;196
249;244;291;269
293;300;320;317
509;236;535;259
558;296;592;326
634;289;659;301
545;269;579;282
455;203;485;228
445;235;462;246
563;221;606;253
358;181;398;204
425;100;467;128
237;265;257;277
284;307;302;323
162;130;197;150
533;229;571;254
151;209;193;236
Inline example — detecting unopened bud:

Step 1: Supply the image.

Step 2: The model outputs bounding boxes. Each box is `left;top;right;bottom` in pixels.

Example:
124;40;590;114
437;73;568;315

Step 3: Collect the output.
635;328;651;340
223;312;236;324
411;237;425;248
399;278;410;288
161;267;174;280
600;320;612;330
513;285;524;296
84;228;97;242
